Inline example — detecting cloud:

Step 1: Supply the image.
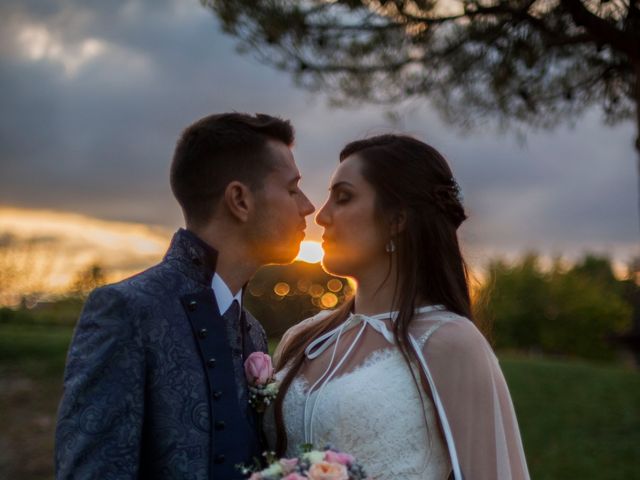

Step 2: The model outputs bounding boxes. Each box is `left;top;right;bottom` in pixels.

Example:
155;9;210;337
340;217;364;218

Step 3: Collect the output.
0;0;637;267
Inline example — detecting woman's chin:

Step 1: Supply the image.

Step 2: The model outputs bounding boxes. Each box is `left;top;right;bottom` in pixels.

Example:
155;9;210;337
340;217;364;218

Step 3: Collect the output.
320;254;351;278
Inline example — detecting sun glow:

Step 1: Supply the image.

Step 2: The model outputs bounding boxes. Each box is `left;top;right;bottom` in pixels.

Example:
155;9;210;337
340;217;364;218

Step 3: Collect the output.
0;206;171;305
296;241;324;263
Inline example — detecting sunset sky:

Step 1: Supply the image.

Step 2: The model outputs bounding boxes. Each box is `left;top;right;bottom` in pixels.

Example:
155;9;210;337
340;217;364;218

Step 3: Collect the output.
0;0;638;300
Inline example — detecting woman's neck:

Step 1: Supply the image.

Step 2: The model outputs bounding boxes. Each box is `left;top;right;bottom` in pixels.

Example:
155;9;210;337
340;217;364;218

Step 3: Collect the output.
351;261;400;317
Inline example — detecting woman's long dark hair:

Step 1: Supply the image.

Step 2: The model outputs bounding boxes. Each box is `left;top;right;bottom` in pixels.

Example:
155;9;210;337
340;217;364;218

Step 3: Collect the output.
274;134;473;455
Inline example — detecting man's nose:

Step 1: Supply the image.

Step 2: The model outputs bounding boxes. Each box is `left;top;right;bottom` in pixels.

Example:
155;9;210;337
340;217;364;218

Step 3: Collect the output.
300;193;315;216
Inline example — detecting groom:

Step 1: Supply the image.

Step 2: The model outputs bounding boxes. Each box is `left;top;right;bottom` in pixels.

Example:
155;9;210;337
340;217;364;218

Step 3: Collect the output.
55;113;315;479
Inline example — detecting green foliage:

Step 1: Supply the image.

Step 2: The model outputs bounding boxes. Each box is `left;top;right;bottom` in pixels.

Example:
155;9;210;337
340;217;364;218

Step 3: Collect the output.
479;254;549;349
0;297;84;327
478;253;633;361
71;263;106;297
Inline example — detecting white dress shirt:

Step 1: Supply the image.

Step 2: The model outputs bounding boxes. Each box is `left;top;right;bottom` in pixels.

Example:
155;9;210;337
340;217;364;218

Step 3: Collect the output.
211;272;242;316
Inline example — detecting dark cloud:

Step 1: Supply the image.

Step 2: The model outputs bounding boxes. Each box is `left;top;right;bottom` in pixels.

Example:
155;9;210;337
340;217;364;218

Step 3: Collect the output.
0;0;637;262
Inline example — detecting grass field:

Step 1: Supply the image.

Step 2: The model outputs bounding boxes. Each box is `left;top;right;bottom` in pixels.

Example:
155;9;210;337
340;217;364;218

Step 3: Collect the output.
1;323;638;479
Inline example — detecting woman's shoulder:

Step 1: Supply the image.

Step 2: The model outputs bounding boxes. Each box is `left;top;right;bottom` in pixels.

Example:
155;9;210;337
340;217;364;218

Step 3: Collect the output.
274;309;335;365
283;308;334;340
412;308;489;352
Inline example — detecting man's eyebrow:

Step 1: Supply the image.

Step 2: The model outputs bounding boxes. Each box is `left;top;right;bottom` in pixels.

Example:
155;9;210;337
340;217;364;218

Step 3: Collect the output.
329;181;354;191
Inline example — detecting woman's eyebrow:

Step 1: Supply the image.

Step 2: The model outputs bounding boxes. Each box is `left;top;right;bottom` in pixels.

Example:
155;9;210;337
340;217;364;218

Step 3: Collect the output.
329;181;354;191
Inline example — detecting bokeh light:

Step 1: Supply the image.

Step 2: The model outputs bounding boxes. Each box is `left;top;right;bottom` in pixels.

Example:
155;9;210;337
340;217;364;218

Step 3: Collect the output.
309;284;325;298
297;278;311;292
327;278;343;292
320;292;338;308
273;282;290;296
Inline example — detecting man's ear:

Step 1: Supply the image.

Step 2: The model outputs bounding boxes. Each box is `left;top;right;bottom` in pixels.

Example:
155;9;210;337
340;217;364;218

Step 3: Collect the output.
223;181;254;222
389;210;407;235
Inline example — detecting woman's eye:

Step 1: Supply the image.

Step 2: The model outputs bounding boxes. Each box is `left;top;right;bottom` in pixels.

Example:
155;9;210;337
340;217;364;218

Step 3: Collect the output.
336;192;351;204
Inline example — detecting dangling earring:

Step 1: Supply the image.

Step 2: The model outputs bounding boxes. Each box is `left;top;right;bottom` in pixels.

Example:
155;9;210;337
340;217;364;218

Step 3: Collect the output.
385;239;396;253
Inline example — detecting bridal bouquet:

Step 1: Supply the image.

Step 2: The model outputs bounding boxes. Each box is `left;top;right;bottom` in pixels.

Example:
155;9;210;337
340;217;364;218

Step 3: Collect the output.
244;352;279;413
240;447;371;480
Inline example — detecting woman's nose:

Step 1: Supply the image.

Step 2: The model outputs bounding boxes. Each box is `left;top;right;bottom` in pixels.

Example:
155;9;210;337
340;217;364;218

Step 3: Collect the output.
315;201;331;227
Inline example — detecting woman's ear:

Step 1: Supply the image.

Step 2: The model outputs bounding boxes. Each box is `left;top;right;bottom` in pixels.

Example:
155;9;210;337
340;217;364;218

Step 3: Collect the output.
223;181;254;222
390;210;407;235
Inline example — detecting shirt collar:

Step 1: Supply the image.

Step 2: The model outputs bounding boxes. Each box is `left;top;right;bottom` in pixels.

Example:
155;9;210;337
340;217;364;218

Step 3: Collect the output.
211;272;243;316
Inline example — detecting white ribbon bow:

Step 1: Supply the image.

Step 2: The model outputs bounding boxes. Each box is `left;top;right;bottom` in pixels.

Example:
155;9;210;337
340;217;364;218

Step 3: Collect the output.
302;304;445;444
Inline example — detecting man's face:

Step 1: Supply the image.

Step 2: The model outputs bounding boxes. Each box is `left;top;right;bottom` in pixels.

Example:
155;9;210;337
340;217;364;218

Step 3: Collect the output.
248;140;315;264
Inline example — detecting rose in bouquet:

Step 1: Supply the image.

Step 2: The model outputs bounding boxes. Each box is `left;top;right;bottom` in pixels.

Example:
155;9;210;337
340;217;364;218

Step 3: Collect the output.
244;352;279;413
239;446;371;480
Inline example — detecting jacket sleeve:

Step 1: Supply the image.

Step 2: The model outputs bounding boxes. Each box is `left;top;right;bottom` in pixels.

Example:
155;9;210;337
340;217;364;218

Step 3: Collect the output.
422;319;530;480
55;286;145;479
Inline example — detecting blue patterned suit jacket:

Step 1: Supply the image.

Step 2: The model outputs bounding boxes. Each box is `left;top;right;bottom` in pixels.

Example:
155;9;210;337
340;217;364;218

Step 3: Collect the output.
55;229;268;479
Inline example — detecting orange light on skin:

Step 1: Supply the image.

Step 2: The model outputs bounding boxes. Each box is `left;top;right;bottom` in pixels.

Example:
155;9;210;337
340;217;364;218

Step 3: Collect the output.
296;241;324;263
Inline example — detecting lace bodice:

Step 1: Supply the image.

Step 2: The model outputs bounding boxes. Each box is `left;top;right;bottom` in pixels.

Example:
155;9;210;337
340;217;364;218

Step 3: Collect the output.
264;347;452;479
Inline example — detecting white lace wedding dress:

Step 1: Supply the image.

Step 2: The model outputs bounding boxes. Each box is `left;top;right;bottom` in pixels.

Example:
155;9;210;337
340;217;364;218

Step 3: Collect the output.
264;306;530;480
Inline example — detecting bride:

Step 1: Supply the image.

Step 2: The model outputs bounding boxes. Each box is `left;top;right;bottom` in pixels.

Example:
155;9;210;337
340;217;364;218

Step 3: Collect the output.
264;134;530;480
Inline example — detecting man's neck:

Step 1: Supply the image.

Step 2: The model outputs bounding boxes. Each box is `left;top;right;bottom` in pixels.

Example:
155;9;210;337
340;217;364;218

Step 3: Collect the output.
187;224;258;295
214;256;256;296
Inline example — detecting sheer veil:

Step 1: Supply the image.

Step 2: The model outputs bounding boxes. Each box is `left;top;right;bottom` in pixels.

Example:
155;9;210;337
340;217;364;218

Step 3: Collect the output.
273;307;530;480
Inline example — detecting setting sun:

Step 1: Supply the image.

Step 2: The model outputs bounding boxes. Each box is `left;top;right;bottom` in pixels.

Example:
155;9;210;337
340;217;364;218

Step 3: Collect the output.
296;241;324;263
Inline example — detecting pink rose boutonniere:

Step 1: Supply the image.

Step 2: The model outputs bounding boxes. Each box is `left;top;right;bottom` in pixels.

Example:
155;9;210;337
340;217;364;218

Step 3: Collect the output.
244;352;279;413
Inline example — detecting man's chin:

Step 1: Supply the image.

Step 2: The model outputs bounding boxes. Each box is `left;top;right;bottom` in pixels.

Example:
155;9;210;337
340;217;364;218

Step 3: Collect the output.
263;247;299;266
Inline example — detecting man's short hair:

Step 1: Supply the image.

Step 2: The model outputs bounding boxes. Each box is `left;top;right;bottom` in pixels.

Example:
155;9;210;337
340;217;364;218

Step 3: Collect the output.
170;112;294;226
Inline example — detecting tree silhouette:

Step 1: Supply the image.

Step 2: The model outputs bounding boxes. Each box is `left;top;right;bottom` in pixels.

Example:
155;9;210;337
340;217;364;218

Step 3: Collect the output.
71;263;106;297
205;0;640;217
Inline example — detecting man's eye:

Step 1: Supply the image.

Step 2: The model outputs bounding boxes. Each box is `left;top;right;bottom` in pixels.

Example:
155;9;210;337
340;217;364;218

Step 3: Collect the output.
289;190;298;196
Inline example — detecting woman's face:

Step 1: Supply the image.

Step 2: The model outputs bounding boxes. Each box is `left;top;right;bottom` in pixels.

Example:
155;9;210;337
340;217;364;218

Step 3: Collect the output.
315;155;389;278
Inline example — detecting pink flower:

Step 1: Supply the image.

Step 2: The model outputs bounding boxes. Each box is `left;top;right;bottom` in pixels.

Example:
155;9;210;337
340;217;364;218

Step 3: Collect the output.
307;461;349;480
244;352;274;385
282;474;306;480
324;450;354;466
279;457;299;474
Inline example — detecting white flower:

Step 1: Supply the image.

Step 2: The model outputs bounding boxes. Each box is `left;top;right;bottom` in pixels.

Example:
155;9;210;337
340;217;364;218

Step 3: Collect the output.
303;450;325;464
264;382;279;395
261;461;284;477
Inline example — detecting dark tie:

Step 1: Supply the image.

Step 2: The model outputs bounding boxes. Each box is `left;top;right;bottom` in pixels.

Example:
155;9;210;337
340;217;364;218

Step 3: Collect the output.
223;300;242;357
222;300;248;411
223;299;240;321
